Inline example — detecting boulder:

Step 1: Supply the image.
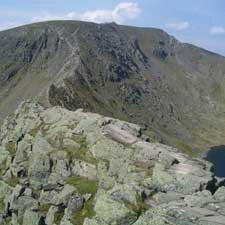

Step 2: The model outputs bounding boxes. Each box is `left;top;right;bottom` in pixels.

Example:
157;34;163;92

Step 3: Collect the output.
23;210;40;225
67;194;84;216
28;152;51;188
90;192;137;225
51;184;76;206
72;160;97;180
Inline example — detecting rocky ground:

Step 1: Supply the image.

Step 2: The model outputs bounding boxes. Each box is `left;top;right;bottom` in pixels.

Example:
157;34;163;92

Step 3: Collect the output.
0;101;225;225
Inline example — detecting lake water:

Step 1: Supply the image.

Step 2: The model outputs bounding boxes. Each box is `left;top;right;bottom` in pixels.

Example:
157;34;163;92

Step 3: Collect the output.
204;145;225;178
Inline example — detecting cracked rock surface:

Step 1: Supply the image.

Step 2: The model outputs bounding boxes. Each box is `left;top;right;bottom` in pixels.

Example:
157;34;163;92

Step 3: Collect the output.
0;101;224;225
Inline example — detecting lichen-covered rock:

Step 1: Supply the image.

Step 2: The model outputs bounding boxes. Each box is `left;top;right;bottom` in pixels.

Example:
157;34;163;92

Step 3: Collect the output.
45;206;58;225
87;192;137;225
51;184;76;206
28;152;51;188
0;102;224;225
23;210;41;225
72;160;97;180
214;186;225;202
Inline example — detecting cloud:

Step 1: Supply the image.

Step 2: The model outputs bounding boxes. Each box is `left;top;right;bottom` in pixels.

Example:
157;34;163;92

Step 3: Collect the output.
165;21;190;31
32;2;141;24
210;26;225;35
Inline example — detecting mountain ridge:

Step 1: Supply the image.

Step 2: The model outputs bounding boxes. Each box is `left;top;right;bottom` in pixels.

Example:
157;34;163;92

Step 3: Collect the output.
0;20;225;153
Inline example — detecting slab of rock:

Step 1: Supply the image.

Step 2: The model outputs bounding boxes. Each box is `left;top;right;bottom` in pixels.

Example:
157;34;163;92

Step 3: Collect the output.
104;124;138;144
200;215;225;224
23;210;40;225
45;206;58;225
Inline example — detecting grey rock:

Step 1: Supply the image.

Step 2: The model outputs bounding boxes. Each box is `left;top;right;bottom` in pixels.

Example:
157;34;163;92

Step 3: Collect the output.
45;206;58;225
72;160;97;180
90;192;137;225
214;186;225;202
67;194;84;216
28;152;51;188
23;210;40;225
184;190;214;207
51;184;76;206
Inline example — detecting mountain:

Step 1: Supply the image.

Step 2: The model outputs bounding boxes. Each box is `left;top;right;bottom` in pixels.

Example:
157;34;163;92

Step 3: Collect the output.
1;21;225;153
0;101;225;225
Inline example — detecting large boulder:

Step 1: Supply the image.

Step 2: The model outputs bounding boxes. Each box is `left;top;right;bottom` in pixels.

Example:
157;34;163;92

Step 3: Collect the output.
84;192;137;225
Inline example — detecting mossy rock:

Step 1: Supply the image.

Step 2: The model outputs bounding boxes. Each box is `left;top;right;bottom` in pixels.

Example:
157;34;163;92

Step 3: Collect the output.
6;176;20;187
39;203;51;213
54;209;65;225
5;142;16;155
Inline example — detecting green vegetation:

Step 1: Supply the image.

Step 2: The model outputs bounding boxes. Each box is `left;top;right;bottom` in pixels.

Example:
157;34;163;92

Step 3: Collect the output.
64;135;98;165
175;140;197;157
39;203;51;213
5;142;16;155
54;209;65;225
66;176;98;195
6;175;20;187
74;148;97;165
28;126;41;137
0;198;5;212
70;197;96;225
66;174;98;225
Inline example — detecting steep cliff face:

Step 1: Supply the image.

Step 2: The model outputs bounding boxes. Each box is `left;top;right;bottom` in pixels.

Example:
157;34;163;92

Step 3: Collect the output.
0;102;225;225
1;21;225;152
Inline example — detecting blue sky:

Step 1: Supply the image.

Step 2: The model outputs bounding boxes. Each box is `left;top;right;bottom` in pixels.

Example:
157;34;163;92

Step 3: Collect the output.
1;0;225;55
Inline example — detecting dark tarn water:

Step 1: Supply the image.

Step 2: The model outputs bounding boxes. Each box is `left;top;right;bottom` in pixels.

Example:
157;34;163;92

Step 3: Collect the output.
205;145;225;178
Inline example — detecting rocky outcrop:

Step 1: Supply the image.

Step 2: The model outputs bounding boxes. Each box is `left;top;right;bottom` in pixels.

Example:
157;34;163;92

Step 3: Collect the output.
0;101;224;224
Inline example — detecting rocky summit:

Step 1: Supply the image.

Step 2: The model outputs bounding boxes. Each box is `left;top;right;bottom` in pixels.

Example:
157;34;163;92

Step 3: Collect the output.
0;101;225;225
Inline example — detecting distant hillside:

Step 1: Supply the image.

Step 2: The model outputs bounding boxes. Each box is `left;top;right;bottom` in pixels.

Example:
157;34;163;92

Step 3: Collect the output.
0;20;225;153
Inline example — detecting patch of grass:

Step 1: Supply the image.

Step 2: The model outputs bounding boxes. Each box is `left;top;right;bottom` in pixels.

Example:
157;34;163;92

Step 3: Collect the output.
66;176;98;195
0;198;5;212
39;203;51;213
28;127;40;137
54;209;65;225
63;147;77;161
0;159;7;176
175;140;197;157
70;196;96;225
65;135;98;165
72;135;87;146
6;175;20;187
74;149;98;165
5;141;16;155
